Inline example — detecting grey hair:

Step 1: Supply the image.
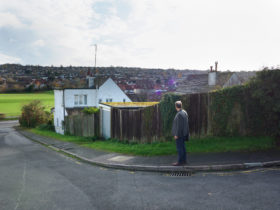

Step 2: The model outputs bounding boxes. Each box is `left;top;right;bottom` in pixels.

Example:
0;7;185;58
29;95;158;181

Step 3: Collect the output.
175;101;182;109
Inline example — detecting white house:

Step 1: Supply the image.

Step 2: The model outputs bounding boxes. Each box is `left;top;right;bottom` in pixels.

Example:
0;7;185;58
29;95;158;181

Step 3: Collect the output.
54;78;131;134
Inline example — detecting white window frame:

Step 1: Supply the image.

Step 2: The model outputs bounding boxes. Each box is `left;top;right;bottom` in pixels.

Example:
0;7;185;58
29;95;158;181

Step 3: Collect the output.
84;95;87;105
74;94;88;106
79;95;83;105
74;95;78;105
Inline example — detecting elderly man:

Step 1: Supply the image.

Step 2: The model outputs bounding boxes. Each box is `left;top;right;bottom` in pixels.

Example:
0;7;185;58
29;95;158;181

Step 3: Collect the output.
171;101;189;166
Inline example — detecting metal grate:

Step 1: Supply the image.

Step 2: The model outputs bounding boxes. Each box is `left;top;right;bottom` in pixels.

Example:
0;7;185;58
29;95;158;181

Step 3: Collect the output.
170;171;192;177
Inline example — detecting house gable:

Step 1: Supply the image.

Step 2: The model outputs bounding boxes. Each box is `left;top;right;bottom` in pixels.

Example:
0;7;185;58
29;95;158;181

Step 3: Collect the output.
98;78;131;103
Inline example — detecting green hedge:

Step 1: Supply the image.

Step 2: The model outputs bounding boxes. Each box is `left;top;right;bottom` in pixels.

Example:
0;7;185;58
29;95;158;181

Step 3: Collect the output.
159;69;280;139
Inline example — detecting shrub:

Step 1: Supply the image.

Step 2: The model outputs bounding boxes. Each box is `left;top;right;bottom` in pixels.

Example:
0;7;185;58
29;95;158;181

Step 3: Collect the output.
19;100;51;128
82;107;99;115
0;113;6;120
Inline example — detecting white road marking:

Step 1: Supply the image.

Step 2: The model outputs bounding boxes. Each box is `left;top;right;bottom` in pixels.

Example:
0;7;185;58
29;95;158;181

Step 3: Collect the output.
108;155;134;162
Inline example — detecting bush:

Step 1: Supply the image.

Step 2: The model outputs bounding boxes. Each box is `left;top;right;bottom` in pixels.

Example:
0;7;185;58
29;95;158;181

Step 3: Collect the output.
0;113;6;120
19;100;52;128
82;107;99;115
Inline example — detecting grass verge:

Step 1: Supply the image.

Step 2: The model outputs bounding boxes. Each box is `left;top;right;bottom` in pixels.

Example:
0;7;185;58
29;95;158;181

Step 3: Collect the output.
29;128;277;156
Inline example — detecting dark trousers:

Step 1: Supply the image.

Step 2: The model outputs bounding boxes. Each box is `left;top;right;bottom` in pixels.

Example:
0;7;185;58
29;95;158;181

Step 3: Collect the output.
176;137;187;163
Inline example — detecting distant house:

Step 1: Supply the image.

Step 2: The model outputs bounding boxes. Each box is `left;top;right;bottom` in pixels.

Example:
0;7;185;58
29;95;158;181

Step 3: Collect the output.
54;78;131;134
223;72;256;88
175;71;256;94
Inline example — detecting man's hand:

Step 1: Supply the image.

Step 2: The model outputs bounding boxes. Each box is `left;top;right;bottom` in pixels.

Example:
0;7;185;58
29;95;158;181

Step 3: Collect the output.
174;136;178;140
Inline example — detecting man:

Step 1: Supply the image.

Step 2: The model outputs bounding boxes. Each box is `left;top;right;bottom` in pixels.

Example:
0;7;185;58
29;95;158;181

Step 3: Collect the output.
171;101;189;166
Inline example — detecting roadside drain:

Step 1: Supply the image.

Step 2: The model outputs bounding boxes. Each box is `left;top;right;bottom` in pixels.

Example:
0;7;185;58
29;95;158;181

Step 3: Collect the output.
169;171;192;177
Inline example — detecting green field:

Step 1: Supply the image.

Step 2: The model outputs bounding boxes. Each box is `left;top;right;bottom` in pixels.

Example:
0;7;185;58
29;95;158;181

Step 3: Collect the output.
0;91;54;116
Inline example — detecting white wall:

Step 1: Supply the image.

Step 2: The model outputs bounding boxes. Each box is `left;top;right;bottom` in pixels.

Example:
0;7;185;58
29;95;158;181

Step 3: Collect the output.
64;89;98;108
54;90;64;134
99;104;111;139
98;78;131;103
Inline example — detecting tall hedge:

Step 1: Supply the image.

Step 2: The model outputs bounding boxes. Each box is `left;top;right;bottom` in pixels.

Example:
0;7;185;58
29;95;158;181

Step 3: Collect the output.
159;69;280;139
248;69;280;138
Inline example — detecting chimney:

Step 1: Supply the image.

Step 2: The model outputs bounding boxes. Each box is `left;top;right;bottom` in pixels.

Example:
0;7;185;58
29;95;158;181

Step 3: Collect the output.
208;64;217;86
215;61;218;71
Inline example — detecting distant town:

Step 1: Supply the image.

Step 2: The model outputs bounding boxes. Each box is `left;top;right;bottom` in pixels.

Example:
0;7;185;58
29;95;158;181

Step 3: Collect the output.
0;63;256;101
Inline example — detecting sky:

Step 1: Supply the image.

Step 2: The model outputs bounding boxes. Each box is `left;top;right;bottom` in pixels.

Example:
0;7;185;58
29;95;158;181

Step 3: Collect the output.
0;0;279;71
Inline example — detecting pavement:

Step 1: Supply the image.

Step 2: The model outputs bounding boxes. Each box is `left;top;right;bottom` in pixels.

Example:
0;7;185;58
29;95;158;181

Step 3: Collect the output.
15;122;280;173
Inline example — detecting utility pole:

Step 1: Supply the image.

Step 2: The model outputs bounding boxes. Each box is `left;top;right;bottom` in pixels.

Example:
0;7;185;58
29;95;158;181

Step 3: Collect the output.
94;44;97;70
93;44;98;89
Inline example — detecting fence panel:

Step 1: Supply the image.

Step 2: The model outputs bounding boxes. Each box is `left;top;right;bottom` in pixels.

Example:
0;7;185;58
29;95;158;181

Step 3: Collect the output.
65;113;99;137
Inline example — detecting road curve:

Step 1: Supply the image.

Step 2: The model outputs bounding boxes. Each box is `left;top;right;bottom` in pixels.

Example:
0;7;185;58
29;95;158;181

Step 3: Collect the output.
0;121;280;210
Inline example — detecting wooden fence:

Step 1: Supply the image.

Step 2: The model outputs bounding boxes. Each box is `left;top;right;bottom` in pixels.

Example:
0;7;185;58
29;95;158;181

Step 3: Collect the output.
181;93;209;137
110;93;209;142
111;105;163;143
63;91;261;141
65;113;99;137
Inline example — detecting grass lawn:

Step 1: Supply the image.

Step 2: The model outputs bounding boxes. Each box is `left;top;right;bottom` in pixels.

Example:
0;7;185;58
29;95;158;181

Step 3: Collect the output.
0;91;54;116
30;128;277;156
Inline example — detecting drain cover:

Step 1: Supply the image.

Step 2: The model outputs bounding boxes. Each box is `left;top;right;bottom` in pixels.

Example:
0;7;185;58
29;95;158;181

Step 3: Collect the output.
170;171;192;177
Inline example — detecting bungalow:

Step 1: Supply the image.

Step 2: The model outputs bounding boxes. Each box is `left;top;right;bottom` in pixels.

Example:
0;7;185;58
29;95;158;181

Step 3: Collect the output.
54;77;131;134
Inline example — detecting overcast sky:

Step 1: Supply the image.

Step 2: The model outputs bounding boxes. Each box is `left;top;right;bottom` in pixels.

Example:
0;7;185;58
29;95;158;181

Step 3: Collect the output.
0;0;279;71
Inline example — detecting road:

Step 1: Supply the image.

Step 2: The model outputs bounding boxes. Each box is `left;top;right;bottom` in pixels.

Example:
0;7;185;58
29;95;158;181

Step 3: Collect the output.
0;121;280;210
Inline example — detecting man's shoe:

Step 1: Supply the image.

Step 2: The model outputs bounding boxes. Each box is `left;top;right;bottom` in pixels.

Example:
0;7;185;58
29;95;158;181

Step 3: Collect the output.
172;162;183;166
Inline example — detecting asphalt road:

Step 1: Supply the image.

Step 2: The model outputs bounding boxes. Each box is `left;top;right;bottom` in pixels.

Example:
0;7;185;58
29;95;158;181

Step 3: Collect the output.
1;121;280;210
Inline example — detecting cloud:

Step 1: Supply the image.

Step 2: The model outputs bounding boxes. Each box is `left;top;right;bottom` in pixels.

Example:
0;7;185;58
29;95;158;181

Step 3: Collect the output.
0;12;25;28
32;39;45;47
0;0;280;70
0;52;21;63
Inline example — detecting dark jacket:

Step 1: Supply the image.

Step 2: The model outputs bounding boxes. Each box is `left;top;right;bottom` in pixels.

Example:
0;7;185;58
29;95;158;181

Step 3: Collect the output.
172;109;189;141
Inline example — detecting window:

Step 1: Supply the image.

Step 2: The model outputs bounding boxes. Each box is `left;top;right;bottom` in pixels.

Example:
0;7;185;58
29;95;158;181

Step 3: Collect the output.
57;118;59;126
106;98;113;102
123;99;126;102
74;95;78;105
84;95;87;105
74;94;88;106
99;99;102;103
79;95;83;105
